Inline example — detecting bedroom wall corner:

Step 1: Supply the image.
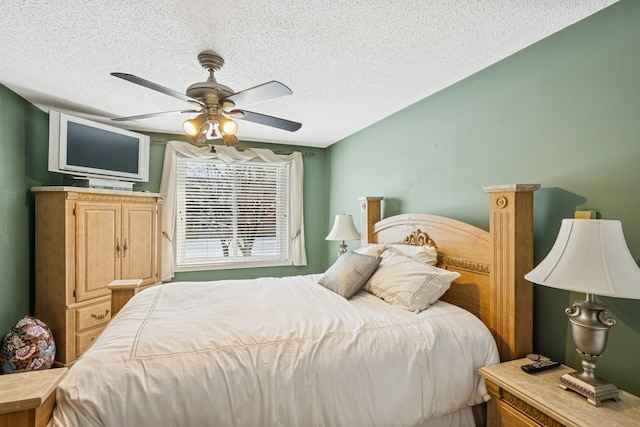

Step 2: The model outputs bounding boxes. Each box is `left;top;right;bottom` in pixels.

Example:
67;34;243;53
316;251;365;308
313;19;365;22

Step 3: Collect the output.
0;84;58;336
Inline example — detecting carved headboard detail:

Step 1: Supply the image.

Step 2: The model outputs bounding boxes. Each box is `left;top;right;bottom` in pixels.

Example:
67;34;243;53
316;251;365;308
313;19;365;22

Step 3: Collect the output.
438;256;490;274
402;229;489;274
403;229;437;248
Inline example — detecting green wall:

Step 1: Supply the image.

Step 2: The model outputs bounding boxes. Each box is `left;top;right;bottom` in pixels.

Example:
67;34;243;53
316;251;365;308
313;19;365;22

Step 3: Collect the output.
0;85;60;336
326;0;640;396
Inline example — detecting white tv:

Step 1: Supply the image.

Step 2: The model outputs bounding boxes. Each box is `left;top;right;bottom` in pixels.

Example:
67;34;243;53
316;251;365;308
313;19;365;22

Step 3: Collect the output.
48;111;150;183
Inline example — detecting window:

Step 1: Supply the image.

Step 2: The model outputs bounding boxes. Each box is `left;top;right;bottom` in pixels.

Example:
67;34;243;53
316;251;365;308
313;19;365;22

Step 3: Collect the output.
175;157;291;270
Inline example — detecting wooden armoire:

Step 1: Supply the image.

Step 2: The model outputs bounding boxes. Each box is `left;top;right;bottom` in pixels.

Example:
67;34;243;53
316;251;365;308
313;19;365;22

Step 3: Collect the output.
32;187;163;365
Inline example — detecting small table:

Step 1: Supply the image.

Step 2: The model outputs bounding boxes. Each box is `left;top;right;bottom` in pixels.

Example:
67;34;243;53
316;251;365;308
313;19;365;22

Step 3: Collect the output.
479;358;640;426
0;367;68;427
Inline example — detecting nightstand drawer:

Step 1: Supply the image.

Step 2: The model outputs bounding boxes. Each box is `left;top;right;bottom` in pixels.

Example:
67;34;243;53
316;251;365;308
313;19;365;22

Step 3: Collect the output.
76;326;106;357
76;300;111;331
501;405;545;427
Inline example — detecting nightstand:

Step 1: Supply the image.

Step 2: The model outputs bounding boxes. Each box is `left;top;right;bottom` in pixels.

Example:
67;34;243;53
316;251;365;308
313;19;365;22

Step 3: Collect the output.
479;358;640;427
0;368;68;427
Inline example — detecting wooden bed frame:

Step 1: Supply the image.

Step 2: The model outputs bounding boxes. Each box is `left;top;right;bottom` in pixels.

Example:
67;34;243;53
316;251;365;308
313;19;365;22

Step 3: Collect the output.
360;184;539;362
9;183;537;427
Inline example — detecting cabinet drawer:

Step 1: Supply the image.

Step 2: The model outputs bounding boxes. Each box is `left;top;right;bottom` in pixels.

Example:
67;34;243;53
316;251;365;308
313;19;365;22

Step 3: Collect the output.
76;301;111;332
499;400;546;427
76;326;106;357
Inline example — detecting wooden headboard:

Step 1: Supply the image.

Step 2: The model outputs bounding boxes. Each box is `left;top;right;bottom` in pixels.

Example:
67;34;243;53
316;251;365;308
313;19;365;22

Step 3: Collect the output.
359;184;540;362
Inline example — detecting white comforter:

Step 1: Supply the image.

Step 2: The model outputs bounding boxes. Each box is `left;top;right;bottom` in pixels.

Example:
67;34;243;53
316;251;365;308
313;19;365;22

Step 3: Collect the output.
51;274;498;427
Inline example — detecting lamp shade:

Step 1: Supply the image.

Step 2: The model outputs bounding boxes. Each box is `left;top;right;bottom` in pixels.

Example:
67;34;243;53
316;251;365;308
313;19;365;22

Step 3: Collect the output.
525;219;640;299
325;214;360;241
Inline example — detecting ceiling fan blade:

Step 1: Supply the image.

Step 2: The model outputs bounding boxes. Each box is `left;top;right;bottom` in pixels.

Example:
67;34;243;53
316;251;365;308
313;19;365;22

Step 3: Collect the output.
224;81;293;108
111;72;204;106
112;109;201;122
229;109;302;132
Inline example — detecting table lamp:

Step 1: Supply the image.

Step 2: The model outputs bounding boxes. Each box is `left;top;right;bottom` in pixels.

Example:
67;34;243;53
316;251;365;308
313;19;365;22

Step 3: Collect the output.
326;214;361;256
525;219;640;406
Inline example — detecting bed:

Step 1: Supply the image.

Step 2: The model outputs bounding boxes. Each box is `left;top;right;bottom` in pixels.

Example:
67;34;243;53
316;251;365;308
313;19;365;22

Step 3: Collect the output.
49;184;539;427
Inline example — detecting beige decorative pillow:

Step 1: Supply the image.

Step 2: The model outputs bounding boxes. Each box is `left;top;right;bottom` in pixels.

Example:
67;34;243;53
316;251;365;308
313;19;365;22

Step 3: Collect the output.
319;251;382;299
386;244;438;265
365;250;460;312
355;243;387;257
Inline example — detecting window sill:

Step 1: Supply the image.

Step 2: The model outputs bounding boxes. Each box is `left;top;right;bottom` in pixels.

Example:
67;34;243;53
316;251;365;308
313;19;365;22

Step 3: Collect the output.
176;259;293;272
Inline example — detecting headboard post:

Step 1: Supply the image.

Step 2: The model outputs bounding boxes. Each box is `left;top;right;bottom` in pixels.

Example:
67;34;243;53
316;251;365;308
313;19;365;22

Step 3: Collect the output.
359;196;383;247
483;184;540;361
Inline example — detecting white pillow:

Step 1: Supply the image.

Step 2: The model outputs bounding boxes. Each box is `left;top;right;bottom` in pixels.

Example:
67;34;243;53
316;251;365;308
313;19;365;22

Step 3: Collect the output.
365;250;460;313
386;244;438;265
355;243;387;257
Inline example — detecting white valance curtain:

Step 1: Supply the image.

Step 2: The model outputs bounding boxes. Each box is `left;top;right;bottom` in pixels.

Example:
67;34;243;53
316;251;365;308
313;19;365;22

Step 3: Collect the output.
159;140;306;280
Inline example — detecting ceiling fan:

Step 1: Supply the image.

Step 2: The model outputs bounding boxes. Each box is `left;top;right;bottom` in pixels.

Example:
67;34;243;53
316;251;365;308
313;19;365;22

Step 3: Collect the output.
110;49;302;146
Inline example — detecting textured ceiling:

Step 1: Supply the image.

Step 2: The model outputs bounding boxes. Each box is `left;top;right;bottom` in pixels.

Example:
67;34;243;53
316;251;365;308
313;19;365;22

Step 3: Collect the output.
0;1;617;148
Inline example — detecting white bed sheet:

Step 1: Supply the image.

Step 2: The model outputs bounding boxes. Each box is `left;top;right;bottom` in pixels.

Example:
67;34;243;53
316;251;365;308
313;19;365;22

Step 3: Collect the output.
51;274;499;427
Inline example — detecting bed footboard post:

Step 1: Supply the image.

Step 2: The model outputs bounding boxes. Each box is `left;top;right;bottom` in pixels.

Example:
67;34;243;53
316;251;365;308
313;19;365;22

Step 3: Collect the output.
108;279;143;318
358;196;383;246
483;184;540;362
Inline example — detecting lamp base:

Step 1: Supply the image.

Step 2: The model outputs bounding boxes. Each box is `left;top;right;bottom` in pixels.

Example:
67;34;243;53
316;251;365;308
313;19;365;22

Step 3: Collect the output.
337;242;348;256
559;372;620;406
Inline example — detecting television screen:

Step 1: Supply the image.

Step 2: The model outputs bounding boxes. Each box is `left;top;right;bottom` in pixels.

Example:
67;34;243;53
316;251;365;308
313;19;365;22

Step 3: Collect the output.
48;111;150;183
66;121;140;174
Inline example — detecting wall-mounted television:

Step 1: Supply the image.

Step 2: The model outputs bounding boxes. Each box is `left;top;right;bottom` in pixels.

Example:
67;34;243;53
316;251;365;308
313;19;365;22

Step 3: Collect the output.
48;111;150;184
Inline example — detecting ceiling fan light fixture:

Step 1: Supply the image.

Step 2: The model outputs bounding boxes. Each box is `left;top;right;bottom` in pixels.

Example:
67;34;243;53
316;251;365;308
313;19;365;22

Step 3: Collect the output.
205;121;219;140
193;127;208;144
218;117;238;135
183;114;207;136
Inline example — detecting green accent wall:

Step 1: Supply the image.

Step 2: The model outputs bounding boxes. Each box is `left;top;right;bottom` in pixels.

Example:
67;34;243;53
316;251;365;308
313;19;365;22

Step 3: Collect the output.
0;85;60;336
326;0;640;396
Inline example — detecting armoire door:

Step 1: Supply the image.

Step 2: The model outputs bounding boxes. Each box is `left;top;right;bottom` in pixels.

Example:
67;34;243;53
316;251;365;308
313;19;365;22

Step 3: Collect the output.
121;203;158;286
75;202;121;302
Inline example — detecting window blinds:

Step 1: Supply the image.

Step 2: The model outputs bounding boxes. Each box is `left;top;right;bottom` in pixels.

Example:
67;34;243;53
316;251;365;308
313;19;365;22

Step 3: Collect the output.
176;157;290;268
